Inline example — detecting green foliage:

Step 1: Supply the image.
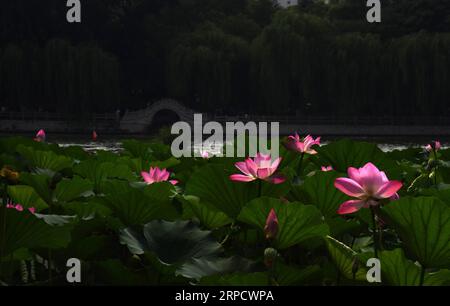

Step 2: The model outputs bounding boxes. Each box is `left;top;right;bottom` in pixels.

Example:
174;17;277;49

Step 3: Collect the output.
1;137;449;286
119;220;222;265
324;236;367;282
289;171;349;218
185;164;259;218
2;1;450;117
382;196;450;268
238;197;329;249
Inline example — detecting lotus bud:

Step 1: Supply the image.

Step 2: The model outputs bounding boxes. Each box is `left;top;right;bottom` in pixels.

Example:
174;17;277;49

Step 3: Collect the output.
426;140;441;152
264;208;279;240
264;247;278;268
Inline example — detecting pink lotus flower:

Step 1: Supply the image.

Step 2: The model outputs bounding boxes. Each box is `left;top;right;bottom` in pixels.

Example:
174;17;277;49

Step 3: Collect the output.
34;129;46;142
285;133;321;155
334;162;402;215
200;151;210;159
321;166;333;172
141;167;178;185
6;203;35;214
264;209;279;240
229;153;285;184
426;140;441;152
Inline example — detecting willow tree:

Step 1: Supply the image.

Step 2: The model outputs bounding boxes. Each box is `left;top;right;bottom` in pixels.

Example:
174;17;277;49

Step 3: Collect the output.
167;23;251;113
251;9;332;115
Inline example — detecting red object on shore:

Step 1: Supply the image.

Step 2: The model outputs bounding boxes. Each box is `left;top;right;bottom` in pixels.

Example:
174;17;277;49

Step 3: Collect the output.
92;130;98;142
34;129;46;142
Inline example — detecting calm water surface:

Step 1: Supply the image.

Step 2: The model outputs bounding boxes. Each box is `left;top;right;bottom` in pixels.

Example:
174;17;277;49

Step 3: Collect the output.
49;135;449;154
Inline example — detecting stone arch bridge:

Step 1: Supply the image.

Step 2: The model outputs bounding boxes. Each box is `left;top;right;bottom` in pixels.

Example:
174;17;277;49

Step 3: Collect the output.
119;99;196;133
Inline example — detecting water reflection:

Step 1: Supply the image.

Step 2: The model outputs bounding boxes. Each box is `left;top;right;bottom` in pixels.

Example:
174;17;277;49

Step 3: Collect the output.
56;140;448;154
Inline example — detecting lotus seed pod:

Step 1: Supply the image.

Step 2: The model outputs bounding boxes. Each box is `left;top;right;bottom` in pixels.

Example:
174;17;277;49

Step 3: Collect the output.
264;247;278;268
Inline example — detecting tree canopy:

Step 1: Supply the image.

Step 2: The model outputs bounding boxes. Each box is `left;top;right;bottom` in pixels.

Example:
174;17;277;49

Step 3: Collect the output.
1;0;450;119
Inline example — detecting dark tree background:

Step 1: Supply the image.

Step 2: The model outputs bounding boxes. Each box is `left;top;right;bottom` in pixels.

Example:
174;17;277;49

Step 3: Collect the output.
1;0;450;119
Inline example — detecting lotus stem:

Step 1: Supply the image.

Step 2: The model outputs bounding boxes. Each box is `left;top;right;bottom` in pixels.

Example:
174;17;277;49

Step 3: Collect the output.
297;153;305;177
419;265;426;286
258;179;262;198
433;150;438;188
220;222;235;245
0;183;7;278
370;207;378;258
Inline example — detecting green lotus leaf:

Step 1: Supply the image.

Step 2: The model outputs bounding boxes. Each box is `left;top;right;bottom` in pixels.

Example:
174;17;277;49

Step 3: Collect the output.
176;256;255;280
316;139;401;179
0;209;75;256
290;171;350;218
53;176;94;203
324;236;368;281
379;248;450;286
119;220;222;265
104;182;178;226
186;164;259;218
16;145;73;172
7;185;48;212
381;196;450;268
200;272;269;286
238;197;329;249
179;195;232;229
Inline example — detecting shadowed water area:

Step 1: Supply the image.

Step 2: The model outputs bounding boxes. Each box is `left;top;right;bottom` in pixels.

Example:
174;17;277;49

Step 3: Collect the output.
12;134;448;154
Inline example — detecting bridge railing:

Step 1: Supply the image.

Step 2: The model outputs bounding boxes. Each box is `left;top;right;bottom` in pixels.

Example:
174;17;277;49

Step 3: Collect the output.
0;111;119;122
1;110;449;126
209;115;450;126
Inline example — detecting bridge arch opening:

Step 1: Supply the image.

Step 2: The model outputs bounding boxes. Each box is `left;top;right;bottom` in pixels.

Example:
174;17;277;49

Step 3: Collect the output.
147;109;181;135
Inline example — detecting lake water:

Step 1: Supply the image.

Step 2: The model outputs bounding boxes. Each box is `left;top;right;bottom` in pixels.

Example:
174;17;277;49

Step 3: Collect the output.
52;135;449;154
5;132;447;154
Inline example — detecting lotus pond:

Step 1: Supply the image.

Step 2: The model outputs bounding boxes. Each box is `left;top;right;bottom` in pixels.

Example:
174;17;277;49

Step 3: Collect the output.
0;136;449;286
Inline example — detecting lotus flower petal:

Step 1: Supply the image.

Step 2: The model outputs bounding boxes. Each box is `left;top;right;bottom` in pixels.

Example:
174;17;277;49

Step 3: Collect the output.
264;208;279;239
285;133;320;154
229;174;256;182
334;178;365;198
337;200;365;215
230;154;285;184
142;167;177;185
375;181;403;199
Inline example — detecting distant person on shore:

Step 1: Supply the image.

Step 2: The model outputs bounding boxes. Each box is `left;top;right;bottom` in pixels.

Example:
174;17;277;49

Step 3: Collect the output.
34;129;46;142
92;130;98;142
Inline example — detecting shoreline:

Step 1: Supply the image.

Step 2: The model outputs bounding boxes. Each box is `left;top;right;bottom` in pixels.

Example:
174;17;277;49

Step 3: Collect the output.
1;125;450;140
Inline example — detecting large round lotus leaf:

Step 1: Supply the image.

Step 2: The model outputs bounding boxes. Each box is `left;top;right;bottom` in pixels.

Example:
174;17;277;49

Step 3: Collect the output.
379;249;450;286
316;139;401;179
274;263;322;285
16;145;73;172
52;176;93;203
324;236;368;282
185;164;259;218
7;185;48;212
179;195;232;229
103;181;178;225
0;209;75;256
238;197;329;249
290;171;350;218
382;196;450;268
119;220;222;265
200;272;269;286
176;256;255;280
